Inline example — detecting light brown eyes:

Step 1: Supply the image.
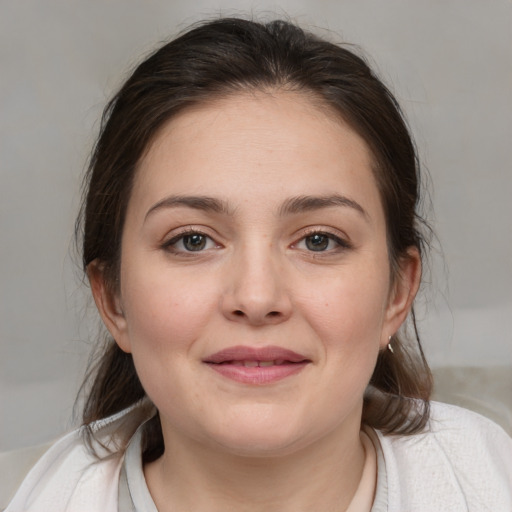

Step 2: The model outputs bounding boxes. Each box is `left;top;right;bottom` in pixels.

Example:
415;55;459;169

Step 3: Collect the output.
181;234;209;251
297;232;351;252
162;230;352;255
163;231;217;253
304;233;332;251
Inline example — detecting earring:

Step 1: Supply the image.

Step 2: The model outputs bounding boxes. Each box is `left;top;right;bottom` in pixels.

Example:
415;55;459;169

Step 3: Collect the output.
387;335;394;354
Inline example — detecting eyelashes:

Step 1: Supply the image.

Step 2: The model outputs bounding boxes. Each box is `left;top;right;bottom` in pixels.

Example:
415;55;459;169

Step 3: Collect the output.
161;227;352;256
161;228;218;254
293;230;352;253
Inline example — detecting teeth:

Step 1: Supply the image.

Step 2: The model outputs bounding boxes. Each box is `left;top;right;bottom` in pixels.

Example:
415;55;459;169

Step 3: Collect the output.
227;360;288;367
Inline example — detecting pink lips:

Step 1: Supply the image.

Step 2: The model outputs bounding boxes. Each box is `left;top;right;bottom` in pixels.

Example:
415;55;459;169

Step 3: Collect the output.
203;345;310;385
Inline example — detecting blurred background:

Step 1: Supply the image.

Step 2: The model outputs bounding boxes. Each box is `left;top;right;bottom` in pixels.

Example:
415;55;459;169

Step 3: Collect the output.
1;0;511;451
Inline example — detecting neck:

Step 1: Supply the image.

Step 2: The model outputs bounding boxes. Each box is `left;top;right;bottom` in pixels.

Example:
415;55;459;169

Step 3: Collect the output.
144;414;366;512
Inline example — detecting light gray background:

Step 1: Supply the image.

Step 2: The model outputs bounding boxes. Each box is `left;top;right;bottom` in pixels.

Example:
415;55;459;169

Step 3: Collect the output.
1;0;511;451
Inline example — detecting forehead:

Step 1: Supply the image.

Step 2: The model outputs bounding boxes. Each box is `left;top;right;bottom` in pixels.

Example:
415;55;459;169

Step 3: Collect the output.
131;90;382;218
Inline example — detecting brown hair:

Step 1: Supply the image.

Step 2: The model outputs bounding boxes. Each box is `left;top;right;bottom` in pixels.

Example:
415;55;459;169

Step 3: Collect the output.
77;16;432;460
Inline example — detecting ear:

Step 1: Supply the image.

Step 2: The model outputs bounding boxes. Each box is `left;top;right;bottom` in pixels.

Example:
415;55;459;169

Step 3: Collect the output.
87;260;131;353
381;247;422;348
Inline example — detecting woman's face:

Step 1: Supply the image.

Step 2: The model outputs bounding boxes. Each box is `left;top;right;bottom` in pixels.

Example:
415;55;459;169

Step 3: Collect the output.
93;91;418;456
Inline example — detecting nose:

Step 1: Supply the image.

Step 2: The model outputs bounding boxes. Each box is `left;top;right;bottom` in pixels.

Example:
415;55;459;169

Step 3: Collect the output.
222;246;292;326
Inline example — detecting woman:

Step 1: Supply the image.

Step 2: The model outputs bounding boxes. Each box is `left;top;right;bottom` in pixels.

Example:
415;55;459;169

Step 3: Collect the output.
6;17;512;512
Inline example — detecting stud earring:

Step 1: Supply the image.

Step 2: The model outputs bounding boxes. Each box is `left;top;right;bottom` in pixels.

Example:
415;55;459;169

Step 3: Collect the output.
387;335;394;354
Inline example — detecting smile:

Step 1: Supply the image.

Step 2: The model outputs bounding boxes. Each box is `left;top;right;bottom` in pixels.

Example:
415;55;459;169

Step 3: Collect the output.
220;359;288;367
203;346;311;385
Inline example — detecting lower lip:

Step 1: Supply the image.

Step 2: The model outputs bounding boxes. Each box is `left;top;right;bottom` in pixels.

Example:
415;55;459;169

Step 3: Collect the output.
205;362;309;385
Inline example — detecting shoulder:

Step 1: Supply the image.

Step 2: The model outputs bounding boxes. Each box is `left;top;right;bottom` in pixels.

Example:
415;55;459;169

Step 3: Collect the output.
0;443;53;511
4;429;121;512
4;401;154;512
425;401;512;481
427;401;512;455
376;401;512;511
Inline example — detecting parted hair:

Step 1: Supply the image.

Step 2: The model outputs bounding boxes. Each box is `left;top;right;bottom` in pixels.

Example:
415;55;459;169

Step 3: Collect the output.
77;16;433;462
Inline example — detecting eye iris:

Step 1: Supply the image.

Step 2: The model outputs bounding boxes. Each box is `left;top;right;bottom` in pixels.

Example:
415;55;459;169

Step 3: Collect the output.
305;234;329;251
183;234;206;251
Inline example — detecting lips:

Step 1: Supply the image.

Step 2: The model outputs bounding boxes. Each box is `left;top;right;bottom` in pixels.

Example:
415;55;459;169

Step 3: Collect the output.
220;360;288;367
203;346;310;385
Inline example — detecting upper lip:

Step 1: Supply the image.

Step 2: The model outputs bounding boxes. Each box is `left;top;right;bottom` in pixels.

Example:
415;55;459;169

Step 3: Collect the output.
203;345;310;364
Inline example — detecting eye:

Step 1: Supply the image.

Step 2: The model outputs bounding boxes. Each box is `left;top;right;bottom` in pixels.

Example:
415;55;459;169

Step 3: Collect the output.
163;231;217;253
295;232;350;252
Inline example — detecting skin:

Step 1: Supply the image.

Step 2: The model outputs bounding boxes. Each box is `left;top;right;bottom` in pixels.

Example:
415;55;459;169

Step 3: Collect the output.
90;90;420;512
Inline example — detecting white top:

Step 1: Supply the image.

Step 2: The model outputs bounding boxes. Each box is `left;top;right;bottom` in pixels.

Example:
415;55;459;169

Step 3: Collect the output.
5;401;512;511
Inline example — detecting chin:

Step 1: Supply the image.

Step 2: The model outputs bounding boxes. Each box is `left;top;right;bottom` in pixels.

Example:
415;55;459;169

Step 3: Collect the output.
215;432;306;458
203;414;312;458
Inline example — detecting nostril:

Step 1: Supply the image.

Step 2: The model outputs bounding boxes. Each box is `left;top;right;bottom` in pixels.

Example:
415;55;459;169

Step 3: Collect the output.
233;310;244;317
267;311;280;317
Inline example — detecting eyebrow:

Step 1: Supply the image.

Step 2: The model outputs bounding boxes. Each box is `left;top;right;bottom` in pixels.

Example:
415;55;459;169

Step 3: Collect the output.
279;195;368;219
145;195;233;221
144;193;368;221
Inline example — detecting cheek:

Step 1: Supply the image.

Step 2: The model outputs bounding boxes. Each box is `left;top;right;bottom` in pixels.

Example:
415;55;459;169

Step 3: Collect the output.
296;266;390;346
300;272;388;405
118;267;218;416
120;266;218;355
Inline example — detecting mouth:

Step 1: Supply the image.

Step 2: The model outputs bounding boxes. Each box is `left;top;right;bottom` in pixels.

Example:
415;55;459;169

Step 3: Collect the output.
215;359;294;367
203;346;311;385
